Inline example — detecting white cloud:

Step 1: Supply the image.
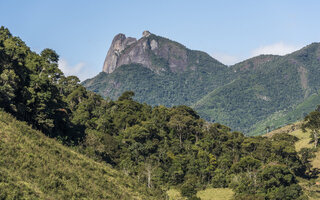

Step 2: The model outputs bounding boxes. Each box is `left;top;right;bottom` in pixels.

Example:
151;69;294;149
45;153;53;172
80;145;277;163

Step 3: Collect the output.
58;58;87;80
58;58;85;75
211;52;243;65
211;42;302;66
251;42;300;57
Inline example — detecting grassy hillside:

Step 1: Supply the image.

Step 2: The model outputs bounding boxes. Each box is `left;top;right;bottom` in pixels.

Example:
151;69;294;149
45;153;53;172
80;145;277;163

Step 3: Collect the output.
197;188;234;200
167;188;234;200
0;110;162;199
266;122;320;200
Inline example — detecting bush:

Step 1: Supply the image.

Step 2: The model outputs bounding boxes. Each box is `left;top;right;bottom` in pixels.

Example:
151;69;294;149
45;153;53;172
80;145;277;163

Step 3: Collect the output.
181;182;197;198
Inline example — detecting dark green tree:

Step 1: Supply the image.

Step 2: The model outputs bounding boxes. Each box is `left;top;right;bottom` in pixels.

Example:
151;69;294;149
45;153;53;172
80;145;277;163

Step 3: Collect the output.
302;110;320;148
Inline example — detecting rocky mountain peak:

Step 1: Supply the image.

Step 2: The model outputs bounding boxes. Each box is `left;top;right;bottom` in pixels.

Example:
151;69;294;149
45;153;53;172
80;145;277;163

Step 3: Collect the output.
102;33;137;73
102;31;194;74
142;30;151;37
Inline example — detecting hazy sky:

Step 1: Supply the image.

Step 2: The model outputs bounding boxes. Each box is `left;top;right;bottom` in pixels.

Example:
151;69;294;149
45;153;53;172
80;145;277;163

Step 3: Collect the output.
1;0;320;80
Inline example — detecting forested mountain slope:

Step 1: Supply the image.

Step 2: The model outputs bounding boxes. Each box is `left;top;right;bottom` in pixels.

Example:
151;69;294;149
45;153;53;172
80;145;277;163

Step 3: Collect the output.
83;30;320;135
195;43;320;135
83;31;230;107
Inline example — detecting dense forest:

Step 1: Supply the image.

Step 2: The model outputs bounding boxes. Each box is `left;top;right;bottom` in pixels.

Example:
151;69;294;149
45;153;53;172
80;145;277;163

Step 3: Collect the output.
1;26;320;199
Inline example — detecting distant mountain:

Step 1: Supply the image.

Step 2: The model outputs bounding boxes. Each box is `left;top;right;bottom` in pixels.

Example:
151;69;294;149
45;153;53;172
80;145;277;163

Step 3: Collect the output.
194;43;320;135
83;31;320;135
83;31;230;106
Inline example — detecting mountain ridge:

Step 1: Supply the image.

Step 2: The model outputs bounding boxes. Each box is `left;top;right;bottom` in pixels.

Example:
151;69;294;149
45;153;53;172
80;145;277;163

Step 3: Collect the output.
84;32;320;135
194;42;320;135
102;31;226;74
83;31;230;107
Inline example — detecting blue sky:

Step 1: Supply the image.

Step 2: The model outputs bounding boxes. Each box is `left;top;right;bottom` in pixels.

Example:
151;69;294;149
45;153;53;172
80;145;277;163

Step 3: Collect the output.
1;0;320;80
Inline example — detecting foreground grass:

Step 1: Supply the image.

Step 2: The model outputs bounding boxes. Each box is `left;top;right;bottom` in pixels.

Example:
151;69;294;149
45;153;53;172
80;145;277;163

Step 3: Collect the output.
298;177;320;200
167;188;234;200
197;188;234;200
0;111;161;199
167;189;187;200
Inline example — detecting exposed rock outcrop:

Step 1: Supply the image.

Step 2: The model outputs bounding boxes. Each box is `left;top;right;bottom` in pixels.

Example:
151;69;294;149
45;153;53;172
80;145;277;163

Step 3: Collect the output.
142;30;151;37
102;34;137;73
102;30;189;74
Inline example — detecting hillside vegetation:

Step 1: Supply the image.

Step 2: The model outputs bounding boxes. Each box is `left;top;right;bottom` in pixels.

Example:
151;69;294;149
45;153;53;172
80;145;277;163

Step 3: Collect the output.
0;110;160;199
84;30;320;135
266;120;320;200
167;188;234;200
83;33;231;107
195;43;320;135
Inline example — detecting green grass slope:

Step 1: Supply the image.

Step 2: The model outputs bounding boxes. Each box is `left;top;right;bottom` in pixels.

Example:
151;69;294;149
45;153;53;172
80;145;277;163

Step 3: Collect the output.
167;188;234;200
266;122;320;200
0;110;162;199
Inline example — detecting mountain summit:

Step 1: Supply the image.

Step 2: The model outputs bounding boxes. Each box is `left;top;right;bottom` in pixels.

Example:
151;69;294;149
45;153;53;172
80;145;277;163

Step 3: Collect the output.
102;31;222;74
102;33;137;73
84;31;229;107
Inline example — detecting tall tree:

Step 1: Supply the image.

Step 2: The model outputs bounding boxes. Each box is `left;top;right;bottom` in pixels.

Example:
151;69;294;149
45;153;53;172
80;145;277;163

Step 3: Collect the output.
302;110;320;148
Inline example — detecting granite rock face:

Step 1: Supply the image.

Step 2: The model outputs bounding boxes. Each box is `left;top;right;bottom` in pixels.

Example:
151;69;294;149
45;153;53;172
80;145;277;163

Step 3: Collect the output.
102;34;137;73
102;31;189;74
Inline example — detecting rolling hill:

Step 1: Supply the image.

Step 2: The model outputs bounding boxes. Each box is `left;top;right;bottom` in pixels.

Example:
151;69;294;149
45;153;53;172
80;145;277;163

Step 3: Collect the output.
0;110;162;199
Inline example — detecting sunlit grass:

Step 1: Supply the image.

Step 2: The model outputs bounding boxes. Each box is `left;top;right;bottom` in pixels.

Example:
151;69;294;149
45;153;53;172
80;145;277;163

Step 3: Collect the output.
166;189;187;200
0;111;158;199
267;121;320;200
290;129;313;151
197;188;234;200
166;188;234;200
